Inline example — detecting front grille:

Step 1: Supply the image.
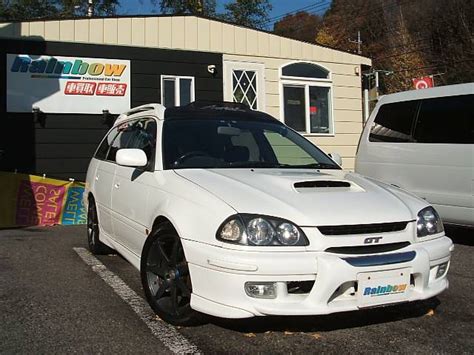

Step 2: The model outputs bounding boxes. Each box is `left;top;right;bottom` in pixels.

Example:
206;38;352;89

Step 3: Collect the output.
286;281;315;294
325;241;411;255
318;221;409;235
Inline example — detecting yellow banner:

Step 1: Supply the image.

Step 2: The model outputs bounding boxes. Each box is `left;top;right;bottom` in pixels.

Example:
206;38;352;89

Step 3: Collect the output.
0;172;86;228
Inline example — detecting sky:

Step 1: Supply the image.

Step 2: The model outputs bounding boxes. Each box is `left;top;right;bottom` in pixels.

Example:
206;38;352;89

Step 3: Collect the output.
119;0;331;29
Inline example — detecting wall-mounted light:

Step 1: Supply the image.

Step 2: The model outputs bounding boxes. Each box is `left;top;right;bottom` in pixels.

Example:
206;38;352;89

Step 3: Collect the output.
354;66;360;76
207;64;217;76
33;107;46;128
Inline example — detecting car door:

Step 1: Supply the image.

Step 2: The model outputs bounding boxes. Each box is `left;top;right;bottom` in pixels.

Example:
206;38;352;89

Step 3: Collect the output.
92;127;120;238
410;94;473;224
111;118;158;256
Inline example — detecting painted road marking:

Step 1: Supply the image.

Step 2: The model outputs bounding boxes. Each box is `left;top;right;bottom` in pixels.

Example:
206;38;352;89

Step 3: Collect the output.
73;247;201;354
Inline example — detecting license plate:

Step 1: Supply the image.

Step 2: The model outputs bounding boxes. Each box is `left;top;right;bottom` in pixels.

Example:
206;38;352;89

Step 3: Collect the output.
357;268;410;308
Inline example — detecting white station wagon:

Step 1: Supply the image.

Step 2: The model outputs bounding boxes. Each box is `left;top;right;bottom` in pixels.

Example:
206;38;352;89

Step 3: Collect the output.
85;102;453;325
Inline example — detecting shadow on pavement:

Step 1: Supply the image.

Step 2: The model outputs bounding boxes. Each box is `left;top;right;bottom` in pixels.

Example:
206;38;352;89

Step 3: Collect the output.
0;226;48;233
206;297;440;333
445;225;473;246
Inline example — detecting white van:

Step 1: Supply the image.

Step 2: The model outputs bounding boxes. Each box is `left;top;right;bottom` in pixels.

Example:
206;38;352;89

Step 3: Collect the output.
355;83;473;227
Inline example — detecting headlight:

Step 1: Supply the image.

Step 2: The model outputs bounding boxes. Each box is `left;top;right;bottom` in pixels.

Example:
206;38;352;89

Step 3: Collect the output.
247;218;275;245
417;207;444;237
217;214;308;246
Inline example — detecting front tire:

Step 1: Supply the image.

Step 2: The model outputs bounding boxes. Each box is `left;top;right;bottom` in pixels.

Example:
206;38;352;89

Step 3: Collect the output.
87;198;113;255
141;223;201;326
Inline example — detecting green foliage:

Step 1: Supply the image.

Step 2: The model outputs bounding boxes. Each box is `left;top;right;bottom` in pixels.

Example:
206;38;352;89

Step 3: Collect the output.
0;0;119;20
1;0;59;20
158;0;271;29
273;11;322;43
159;0;216;16
223;0;271;29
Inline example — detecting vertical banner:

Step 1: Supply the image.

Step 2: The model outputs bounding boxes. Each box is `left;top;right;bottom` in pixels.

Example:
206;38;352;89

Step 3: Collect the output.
61;183;87;225
0;172;86;228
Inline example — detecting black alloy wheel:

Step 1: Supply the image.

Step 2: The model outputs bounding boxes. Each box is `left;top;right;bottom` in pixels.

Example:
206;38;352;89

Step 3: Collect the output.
141;223;201;326
87;198;113;255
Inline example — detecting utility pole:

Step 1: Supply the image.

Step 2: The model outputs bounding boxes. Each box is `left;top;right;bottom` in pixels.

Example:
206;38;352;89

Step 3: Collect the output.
362;69;394;120
87;0;94;17
349;31;362;55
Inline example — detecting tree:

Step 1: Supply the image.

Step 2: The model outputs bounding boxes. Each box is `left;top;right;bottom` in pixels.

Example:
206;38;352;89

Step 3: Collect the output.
0;0;119;21
223;0;271;29
315;0;474;93
159;0;216;16
273;11;322;43
0;0;58;20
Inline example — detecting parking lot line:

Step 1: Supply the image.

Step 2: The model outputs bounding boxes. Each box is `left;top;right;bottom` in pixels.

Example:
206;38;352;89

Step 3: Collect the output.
73;247;201;354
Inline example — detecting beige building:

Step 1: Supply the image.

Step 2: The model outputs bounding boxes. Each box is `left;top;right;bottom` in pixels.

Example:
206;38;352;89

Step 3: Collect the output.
0;15;371;175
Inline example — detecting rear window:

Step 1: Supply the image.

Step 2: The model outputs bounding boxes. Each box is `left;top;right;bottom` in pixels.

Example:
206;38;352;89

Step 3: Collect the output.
413;94;473;144
369;100;418;142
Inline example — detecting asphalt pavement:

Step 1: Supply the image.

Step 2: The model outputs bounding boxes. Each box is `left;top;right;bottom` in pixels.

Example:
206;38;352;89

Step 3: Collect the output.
0;225;472;354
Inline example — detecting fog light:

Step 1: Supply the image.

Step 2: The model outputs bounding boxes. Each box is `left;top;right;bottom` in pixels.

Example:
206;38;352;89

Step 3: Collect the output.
436;262;449;278
244;282;277;299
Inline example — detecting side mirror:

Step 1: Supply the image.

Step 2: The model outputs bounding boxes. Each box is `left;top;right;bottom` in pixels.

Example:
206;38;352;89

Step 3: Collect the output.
328;152;342;166
116;149;148;167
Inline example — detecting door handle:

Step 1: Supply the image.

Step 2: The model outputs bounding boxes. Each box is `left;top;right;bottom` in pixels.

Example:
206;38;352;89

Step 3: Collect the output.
95;175;99;181
114;183;120;189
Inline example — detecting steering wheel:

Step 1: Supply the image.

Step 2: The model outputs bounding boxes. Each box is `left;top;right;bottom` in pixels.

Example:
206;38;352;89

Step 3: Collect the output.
174;151;210;165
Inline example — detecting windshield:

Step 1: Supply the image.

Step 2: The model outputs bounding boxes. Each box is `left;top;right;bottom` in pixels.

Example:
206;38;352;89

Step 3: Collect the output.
162;119;340;170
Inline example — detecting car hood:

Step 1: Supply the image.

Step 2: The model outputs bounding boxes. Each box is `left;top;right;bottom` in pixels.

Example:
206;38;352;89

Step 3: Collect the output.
174;169;418;226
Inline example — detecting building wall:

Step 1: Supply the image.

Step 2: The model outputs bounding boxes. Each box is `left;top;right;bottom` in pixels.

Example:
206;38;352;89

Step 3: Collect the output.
0;38;223;180
0;16;371;67
223;54;364;170
0;16;371;172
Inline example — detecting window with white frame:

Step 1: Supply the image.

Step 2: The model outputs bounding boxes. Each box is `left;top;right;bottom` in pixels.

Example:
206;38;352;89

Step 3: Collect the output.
161;76;195;108
281;62;333;135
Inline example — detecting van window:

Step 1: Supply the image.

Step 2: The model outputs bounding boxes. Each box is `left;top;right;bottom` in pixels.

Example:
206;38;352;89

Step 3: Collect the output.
413;94;473;144
369;100;418;142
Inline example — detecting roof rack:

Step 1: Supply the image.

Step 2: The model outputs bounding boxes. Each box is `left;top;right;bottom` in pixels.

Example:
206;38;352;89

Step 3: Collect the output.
115;103;166;124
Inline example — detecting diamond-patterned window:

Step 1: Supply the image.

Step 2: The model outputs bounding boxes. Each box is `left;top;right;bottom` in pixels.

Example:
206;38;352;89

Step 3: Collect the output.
232;70;258;110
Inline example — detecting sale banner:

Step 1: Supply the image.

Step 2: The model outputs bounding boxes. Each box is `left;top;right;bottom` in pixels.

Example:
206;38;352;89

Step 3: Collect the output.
61;183;87;225
0;172;86;228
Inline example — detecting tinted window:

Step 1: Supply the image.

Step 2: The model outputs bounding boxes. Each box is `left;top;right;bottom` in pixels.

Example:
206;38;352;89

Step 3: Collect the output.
106;121;136;161
282;63;329;79
180;78;192;106
95;127;119;160
163;79;175;107
127;119;157;163
369;100;419;142
309;86;331;134
162;119;339;170
413;94;473;144
283;86;306;132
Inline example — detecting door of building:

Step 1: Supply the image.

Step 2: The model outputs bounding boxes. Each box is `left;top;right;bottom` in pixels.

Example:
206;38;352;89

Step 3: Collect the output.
223;61;265;111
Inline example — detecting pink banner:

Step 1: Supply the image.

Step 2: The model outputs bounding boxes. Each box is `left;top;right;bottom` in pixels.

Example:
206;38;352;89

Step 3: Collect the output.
15;181;66;226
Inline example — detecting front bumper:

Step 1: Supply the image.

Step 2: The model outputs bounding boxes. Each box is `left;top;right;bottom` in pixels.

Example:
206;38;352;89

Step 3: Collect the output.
183;236;453;318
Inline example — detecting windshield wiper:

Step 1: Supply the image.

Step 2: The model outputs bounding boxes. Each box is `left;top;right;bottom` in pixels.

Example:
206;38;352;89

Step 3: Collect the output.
278;163;339;169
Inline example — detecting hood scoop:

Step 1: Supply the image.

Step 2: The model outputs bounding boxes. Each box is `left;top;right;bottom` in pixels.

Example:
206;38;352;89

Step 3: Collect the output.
294;180;351;189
